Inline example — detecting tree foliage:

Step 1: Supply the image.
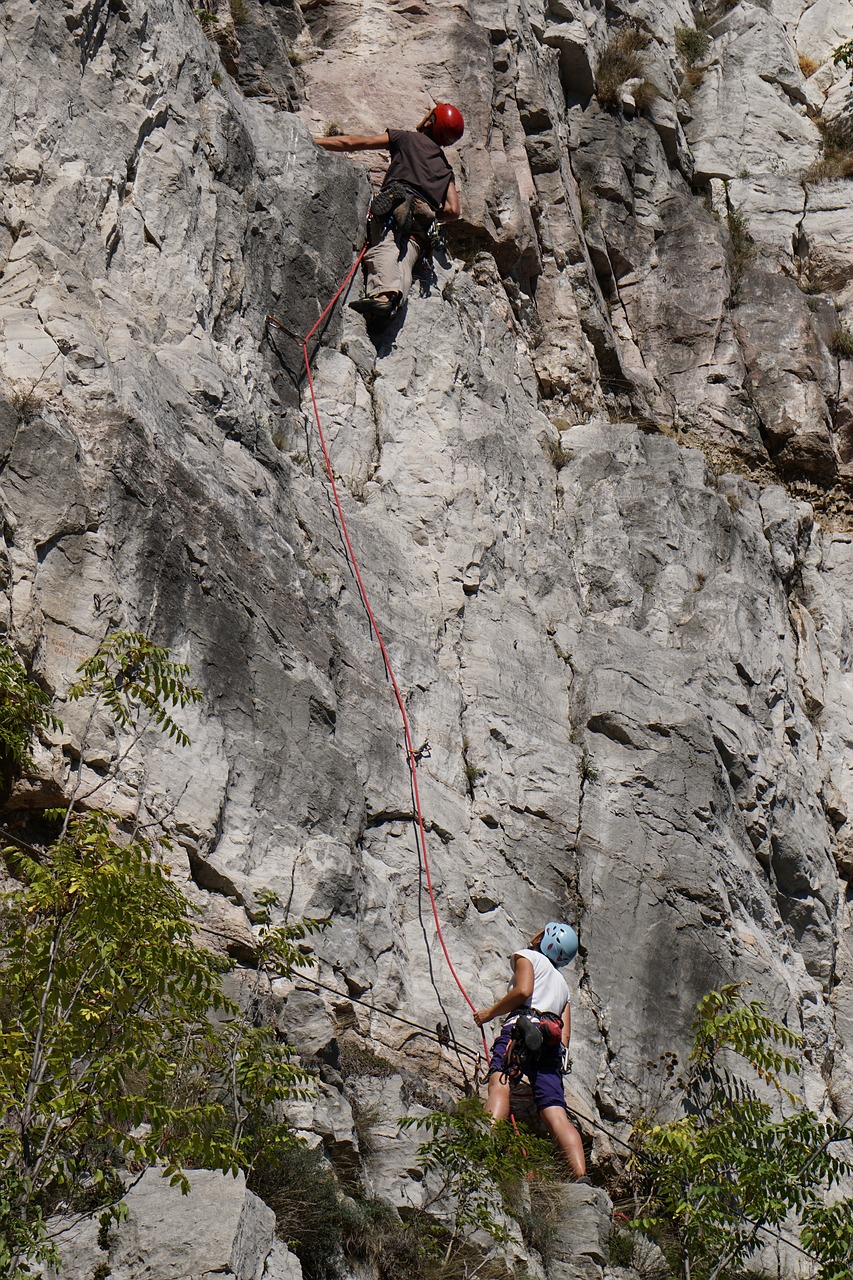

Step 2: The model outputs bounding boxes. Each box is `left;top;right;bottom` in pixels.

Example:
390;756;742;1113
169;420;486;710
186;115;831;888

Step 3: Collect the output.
630;984;853;1280
0;635;316;1277
0;645;60;784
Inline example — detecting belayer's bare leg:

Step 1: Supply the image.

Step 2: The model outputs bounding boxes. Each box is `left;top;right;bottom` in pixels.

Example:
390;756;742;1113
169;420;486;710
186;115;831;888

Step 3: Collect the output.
540;1105;586;1178
484;1072;512;1123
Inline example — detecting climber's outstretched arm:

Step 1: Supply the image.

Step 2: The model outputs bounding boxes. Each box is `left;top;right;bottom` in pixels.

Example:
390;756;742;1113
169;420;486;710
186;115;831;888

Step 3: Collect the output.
313;133;390;152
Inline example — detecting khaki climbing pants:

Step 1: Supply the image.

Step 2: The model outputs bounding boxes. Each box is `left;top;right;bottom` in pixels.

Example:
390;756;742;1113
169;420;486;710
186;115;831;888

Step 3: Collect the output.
363;216;426;306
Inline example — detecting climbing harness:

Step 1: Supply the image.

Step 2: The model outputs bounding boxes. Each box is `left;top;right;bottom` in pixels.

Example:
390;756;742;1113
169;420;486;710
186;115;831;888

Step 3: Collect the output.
499;1010;564;1086
371;181;438;239
501;1014;542;1086
266;240;490;1068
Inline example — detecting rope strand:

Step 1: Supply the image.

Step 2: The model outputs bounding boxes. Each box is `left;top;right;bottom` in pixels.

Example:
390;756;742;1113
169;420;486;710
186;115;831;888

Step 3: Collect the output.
269;241;488;1059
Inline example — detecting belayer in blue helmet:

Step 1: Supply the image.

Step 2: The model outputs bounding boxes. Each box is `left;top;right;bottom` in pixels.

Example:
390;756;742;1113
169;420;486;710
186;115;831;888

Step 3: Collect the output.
474;923;588;1180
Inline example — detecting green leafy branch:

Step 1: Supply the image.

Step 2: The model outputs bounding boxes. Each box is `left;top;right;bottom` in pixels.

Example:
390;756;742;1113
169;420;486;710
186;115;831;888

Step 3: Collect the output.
834;39;853;69
401;1098;556;1264
0;809;320;1274
0;636;320;1277
252;888;327;985
69;630;201;747
689;983;802;1099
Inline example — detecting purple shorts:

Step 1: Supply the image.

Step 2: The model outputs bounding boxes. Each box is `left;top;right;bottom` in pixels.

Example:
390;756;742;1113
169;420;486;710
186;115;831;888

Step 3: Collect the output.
488;1019;566;1112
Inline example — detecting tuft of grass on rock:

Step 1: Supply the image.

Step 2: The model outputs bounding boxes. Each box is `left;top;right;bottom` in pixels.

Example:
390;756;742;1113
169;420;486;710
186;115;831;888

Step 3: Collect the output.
680;64;707;97
546;436;572;470
338;1041;396;1080
832;326;853;358
580;753;599;783
798;53;820;77
632;78;660;111
9;386;44;423
804;118;853;182
229;0;250;24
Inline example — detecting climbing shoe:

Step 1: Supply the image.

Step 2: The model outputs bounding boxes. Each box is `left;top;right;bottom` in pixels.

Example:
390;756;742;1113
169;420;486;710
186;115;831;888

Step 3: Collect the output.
349;292;401;320
501;1013;544;1084
369;184;406;223
371;183;435;238
516;1014;543;1057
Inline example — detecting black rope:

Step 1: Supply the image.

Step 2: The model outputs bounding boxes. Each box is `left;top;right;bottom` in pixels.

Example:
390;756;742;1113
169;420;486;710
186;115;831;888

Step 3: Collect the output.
289;971;479;1063
412;812;474;1091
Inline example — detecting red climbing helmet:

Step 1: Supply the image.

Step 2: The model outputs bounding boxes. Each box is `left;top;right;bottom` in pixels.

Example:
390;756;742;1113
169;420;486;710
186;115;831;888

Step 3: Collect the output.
426;102;465;147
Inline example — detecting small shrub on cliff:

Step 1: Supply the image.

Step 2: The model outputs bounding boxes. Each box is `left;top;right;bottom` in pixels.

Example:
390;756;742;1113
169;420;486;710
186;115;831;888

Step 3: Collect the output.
725;205;755;296
8;385;45;423
194;6;219;33
675;27;711;66
629;985;853;1280
834;39;853;69
338;1040;396;1079
253;1144;345;1280
0;645;59;785
343;1198;444;1280
596;26;651;108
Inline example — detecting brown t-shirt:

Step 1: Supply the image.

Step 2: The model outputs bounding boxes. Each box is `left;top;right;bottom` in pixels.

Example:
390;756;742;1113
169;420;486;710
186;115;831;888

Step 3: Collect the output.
383;129;455;211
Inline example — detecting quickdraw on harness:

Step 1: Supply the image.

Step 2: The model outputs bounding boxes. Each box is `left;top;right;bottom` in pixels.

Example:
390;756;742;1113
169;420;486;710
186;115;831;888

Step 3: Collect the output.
500;1010;564;1086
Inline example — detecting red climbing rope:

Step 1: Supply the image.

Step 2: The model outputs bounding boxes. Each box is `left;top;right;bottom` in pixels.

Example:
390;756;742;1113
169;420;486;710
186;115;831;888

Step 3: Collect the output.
268;248;489;1060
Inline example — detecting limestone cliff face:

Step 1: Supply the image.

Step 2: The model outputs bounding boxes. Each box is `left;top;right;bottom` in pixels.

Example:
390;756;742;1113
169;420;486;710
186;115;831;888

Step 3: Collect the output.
2;0;853;1264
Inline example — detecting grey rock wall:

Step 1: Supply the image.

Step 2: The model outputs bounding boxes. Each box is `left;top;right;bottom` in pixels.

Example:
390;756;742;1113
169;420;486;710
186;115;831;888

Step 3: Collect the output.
41;1169;303;1280
2;0;853;1274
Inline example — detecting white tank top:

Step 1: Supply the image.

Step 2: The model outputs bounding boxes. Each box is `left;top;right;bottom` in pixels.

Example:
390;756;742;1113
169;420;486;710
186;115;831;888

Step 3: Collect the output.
511;947;569;1016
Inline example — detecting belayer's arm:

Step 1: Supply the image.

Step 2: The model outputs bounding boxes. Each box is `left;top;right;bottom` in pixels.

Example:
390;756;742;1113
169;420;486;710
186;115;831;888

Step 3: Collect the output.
312;132;391;152
473;954;534;1027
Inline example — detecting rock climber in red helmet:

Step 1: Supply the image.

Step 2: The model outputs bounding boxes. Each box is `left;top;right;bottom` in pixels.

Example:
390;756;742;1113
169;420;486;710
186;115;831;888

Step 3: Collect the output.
313;104;463;323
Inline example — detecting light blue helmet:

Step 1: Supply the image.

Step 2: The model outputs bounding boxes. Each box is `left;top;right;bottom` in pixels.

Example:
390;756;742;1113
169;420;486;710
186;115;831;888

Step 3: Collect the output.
541;922;578;967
